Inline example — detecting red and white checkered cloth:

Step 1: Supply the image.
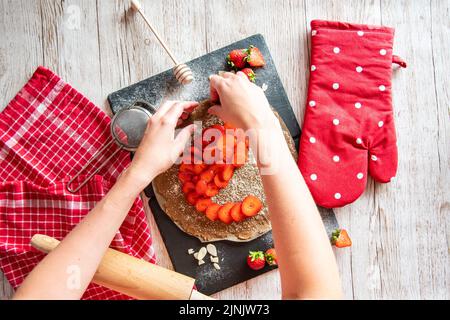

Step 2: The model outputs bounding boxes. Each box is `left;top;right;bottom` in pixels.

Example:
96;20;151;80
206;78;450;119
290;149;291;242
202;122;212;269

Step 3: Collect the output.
0;66;156;299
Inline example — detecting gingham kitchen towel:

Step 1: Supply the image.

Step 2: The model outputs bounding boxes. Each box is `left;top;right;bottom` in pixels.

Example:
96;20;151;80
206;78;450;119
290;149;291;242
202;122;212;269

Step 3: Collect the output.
0;66;155;299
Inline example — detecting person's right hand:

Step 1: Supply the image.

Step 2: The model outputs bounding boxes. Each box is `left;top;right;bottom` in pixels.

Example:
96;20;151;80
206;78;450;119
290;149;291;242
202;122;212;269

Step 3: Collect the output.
208;72;280;132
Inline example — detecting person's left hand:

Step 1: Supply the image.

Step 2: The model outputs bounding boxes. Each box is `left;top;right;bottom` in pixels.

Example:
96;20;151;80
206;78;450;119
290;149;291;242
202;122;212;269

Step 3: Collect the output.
128;100;198;188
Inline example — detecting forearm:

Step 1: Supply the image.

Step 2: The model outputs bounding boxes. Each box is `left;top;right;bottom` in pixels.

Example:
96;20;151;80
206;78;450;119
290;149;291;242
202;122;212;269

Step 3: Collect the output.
13;167;151;300
258;133;342;299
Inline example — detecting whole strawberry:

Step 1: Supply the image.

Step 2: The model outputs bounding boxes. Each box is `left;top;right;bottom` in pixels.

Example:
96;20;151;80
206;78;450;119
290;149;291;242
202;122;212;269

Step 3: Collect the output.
247;251;265;270
227;49;248;69
240;68;256;82
265;248;277;266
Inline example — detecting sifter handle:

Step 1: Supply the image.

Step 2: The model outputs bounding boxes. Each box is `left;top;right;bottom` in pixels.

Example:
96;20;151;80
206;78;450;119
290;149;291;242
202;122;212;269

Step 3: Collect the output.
67;140;122;193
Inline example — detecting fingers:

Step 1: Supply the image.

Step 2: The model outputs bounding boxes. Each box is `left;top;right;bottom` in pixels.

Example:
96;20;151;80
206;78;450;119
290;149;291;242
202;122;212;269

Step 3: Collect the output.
209;75;227;102
154;101;199;127
156;100;198;119
236;71;248;80
155;100;179;117
173;124;195;155
221;72;236;79
164;102;185;127
180;101;199;112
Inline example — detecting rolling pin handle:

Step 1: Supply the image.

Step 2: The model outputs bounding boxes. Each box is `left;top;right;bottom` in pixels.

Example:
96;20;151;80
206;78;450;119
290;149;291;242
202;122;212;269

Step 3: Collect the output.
30;234;212;300
31;234;60;253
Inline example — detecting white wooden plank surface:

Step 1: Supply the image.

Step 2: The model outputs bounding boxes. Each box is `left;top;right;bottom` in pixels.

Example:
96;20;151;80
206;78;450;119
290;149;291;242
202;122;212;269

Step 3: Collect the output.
0;0;45;300
303;0;385;299
0;0;448;300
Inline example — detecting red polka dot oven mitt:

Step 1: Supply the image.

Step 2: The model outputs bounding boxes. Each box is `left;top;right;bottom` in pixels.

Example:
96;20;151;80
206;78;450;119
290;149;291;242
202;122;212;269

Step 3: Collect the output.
298;20;406;208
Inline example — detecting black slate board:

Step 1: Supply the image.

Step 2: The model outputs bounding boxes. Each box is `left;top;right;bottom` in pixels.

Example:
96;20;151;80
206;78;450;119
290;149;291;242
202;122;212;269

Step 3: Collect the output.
108;34;338;295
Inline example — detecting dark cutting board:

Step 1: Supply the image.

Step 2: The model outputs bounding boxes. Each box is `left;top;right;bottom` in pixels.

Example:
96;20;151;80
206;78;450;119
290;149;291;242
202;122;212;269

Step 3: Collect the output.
108;34;339;295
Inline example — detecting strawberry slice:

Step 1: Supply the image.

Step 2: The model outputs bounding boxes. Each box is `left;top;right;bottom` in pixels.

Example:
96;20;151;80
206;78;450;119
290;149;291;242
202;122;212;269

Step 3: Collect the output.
205;183;219;197
246;46;265;67
195;179;208;195
205;203;221;221
182;181;196;194
265;248;277;266
218;202;234;224
179;163;192;173
222;165;235;181
178;172;192;184
214;174;229;188
331;229;352;248
240;68;256;82
192;164;206;175
195;198;213;213
241;195;262;217
210;163;225;173
200;169;215;183
186;192;200;206
230;202;246;222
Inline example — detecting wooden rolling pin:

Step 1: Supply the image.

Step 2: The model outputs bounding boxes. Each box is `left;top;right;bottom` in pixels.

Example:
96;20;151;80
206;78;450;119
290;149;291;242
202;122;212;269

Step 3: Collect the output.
31;234;213;300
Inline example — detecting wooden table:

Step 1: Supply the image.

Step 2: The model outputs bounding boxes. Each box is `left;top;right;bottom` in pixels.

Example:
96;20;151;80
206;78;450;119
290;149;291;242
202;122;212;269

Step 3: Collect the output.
0;0;448;300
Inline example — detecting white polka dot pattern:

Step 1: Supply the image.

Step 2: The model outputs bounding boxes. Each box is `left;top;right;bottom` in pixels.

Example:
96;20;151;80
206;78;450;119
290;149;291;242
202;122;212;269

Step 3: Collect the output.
299;20;400;208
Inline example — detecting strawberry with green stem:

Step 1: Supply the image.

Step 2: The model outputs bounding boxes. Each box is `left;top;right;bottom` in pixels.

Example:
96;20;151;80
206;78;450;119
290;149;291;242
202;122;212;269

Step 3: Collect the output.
331;229;352;248
240;68;256;82
265;248;277;266
227;49;248;70
247;251;266;270
246;45;266;67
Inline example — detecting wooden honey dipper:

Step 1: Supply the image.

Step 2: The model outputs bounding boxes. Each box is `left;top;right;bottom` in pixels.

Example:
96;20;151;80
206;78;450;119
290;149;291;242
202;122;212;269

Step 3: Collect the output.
131;0;194;85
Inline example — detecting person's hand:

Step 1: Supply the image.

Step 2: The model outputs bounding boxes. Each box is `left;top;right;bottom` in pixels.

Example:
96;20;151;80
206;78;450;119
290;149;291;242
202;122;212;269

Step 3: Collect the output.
128;101;198;188
208;72;279;131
